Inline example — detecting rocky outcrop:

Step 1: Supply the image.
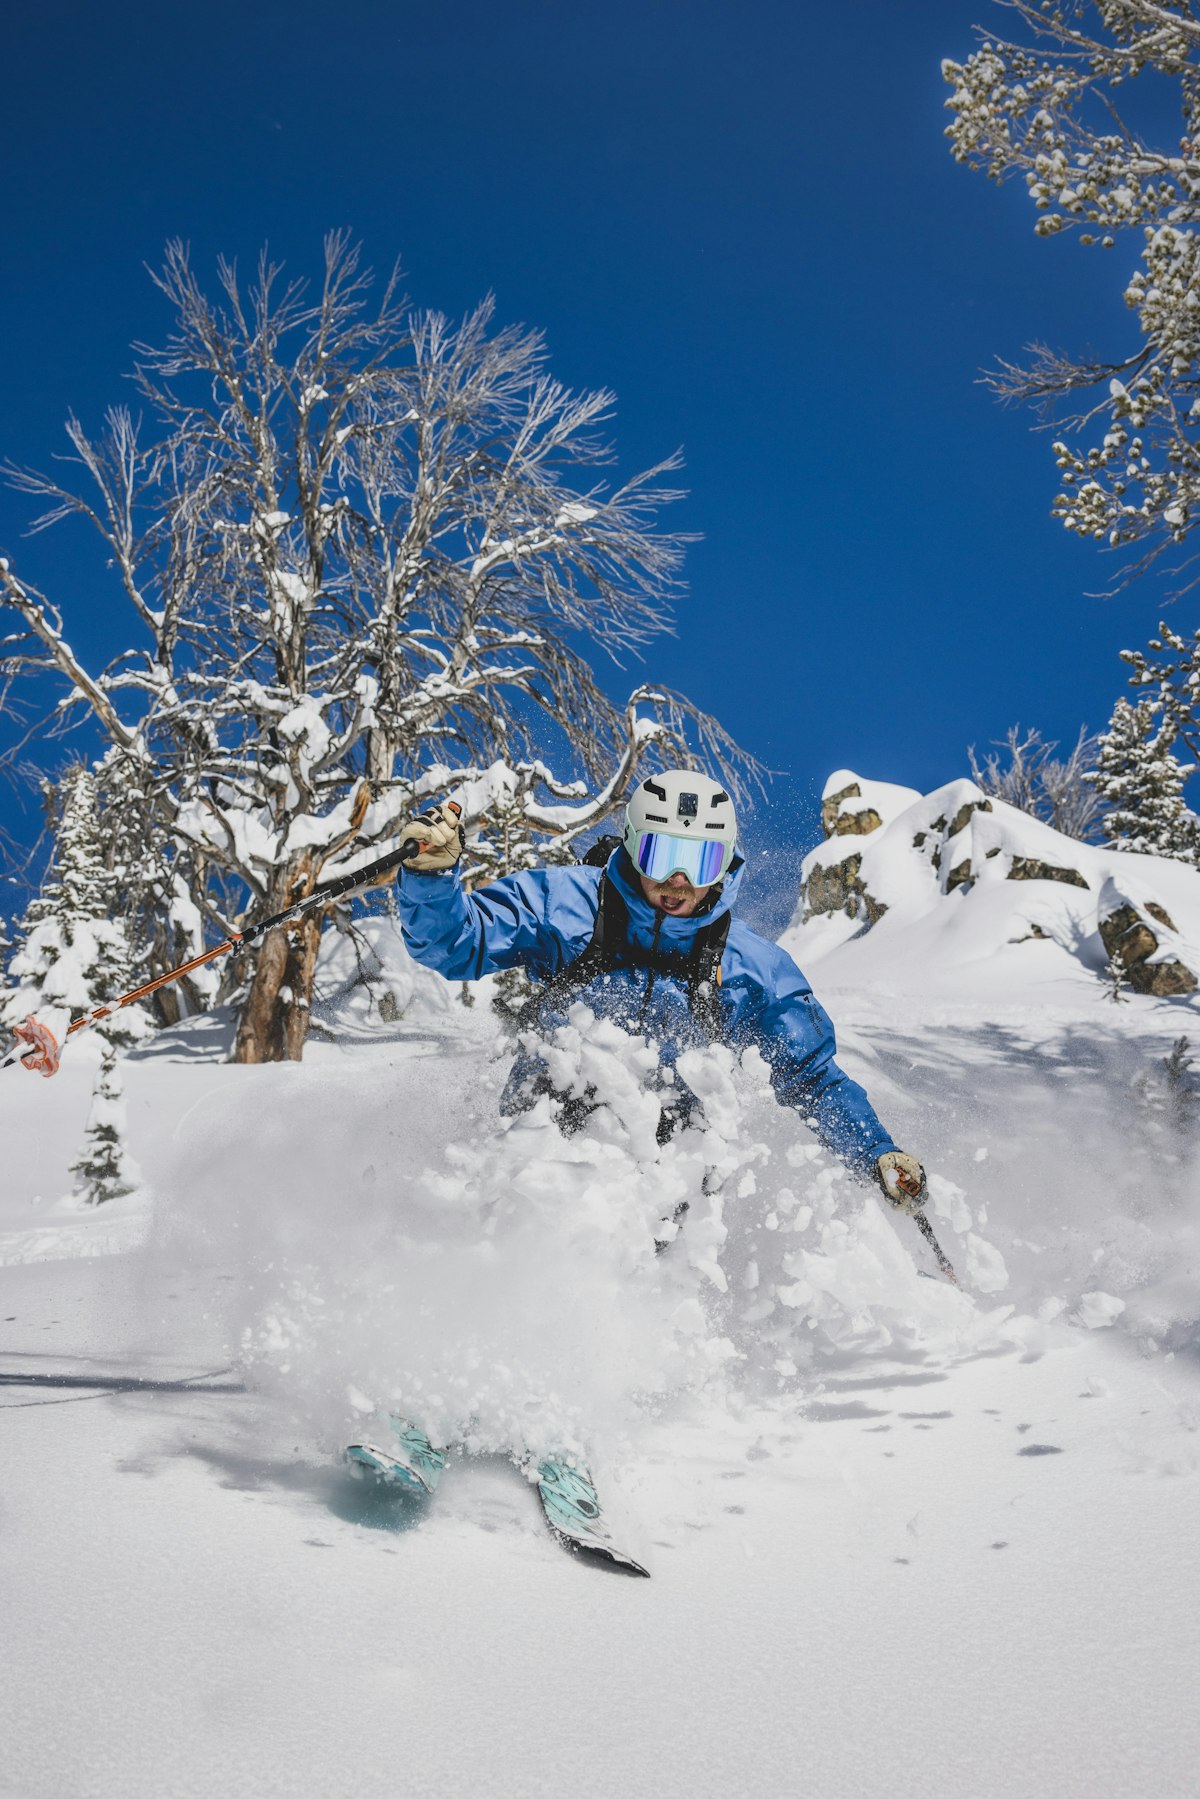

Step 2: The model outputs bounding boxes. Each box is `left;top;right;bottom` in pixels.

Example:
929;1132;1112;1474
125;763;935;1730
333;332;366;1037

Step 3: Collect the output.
1007;857;1089;889
949;797;991;837
802;853;888;927
911;795;993;896
792;768;1200;999
822;782;883;839
1098;901;1198;997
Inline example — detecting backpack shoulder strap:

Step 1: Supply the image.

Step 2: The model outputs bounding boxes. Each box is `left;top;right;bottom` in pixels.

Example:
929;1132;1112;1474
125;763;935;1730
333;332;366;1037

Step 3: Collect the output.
687;910;732;1038
546;871;627;996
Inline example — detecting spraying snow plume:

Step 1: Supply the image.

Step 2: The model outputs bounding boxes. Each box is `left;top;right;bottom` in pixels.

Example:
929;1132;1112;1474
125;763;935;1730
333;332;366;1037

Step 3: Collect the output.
149;1002;1015;1465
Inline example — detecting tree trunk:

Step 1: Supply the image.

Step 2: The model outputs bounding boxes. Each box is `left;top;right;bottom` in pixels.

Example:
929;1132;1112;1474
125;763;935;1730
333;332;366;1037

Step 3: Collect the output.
232;853;325;1064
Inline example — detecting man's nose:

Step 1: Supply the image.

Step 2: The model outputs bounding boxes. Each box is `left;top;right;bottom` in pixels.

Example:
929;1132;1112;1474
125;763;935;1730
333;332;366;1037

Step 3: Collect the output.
665;871;690;887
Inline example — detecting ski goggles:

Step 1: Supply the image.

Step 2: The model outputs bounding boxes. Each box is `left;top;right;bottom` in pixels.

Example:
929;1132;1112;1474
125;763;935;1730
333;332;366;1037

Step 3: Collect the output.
631;830;733;887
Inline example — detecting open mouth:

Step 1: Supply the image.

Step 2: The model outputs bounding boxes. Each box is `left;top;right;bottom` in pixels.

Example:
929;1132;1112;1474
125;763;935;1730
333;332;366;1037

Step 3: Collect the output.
657;890;690;912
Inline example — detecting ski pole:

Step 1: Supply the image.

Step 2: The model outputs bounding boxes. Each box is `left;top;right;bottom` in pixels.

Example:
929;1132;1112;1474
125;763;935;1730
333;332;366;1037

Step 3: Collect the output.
913;1210;958;1285
894;1168;958;1285
0;806;459;1075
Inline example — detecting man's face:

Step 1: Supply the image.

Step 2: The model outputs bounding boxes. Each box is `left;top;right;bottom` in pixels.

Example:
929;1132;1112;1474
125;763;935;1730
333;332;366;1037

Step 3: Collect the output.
638;869;711;917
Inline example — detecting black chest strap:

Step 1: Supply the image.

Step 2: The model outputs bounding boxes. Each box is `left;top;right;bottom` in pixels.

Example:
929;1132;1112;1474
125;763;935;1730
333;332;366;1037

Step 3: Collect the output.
536;873;731;1038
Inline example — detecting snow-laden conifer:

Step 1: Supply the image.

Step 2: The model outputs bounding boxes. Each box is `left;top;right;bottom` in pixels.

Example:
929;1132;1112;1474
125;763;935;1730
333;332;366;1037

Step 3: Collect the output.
68;1040;141;1205
1122;619;1200;767
1092;697;1199;863
93;746;216;1026
1;765;152;1204
1134;1035;1200;1148
1;765;149;1048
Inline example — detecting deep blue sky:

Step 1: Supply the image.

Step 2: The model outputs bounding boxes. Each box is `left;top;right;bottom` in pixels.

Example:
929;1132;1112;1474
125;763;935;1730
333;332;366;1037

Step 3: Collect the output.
0;0;1180;930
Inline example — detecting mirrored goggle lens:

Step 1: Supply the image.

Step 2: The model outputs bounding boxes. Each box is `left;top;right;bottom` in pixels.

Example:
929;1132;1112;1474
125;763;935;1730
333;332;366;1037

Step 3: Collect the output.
634;831;728;886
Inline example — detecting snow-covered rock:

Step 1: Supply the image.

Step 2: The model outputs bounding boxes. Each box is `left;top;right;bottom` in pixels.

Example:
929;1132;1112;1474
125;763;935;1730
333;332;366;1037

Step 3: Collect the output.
784;769;1200;1002
820;770;922;839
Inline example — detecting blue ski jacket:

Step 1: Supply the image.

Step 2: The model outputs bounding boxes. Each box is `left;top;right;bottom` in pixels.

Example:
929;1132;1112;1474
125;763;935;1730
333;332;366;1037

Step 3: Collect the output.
397;845;896;1177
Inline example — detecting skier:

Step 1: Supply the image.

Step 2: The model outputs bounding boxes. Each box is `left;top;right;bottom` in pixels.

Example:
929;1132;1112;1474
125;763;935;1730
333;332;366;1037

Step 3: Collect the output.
394;769;922;1186
345;770;927;1569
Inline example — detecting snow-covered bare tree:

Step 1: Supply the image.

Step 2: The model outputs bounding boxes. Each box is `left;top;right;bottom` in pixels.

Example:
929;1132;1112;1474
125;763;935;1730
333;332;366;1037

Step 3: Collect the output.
1091;693;1199;858
0;237;754;1064
943;3;1200;594
968;724;1104;838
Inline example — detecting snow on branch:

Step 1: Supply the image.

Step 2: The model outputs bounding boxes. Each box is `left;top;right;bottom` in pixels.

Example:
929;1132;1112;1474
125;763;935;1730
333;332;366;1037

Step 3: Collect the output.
944;1;1200;595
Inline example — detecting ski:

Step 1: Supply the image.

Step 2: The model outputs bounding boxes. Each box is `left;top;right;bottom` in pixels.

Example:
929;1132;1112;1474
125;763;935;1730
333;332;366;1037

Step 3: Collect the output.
529;1455;650;1577
343;1418;447;1496
344;1420;648;1574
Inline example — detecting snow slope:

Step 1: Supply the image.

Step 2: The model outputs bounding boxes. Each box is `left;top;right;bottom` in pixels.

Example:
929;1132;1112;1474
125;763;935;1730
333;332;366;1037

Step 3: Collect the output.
2;879;1199;1797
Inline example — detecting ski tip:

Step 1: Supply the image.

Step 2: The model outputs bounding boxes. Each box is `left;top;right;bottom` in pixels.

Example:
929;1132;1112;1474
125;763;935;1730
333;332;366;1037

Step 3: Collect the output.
556;1532;650;1578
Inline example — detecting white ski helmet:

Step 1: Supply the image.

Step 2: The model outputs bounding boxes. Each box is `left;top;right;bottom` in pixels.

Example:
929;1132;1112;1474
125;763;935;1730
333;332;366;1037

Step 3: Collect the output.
623;769;738;887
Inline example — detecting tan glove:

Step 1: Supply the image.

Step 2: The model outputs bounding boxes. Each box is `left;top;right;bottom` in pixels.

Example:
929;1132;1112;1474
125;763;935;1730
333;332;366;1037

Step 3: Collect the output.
875;1150;927;1214
399;802;465;874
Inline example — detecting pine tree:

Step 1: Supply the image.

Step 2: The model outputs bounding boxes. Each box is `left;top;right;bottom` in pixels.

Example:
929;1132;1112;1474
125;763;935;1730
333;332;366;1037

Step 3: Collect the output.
69;1040;140;1205
1091;699;1199;864
93;747;215;1026
1103;948;1131;1006
1;766;151;1206
1;764;149;1048
1122;621;1200;774
1132;1037;1200;1183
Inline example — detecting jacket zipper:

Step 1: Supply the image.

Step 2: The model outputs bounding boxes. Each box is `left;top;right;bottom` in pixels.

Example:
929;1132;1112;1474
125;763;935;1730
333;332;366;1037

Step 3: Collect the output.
637;913;665;1029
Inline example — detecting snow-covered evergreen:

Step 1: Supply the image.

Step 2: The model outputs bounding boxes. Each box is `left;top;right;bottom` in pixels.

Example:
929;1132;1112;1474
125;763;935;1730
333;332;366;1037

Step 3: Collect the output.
2;766;152;1200
2;765;149;1048
94;747;217;1027
1092;697;1198;863
68;1040;141;1205
1123;619;1200;770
